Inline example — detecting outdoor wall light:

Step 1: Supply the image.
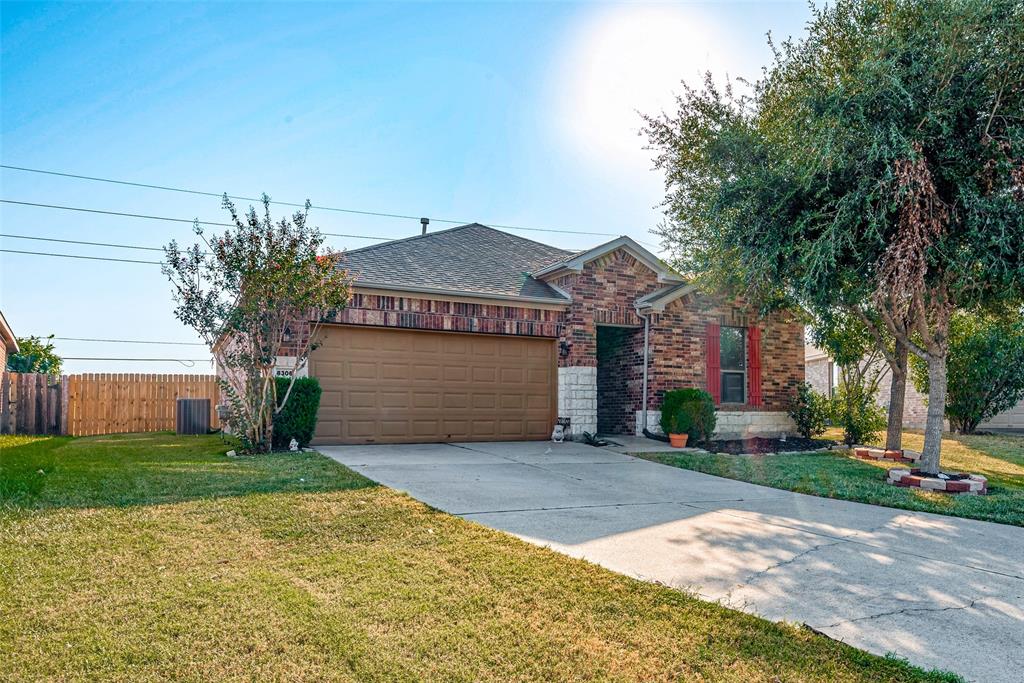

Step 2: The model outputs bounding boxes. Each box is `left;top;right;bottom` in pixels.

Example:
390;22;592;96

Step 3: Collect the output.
559;340;571;357
282;326;294;343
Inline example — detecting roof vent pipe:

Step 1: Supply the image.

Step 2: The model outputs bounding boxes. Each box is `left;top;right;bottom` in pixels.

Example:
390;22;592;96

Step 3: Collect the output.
420;217;429;235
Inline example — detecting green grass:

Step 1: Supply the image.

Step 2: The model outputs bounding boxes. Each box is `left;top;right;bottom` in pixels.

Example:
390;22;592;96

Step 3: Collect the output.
639;430;1024;527
0;432;959;682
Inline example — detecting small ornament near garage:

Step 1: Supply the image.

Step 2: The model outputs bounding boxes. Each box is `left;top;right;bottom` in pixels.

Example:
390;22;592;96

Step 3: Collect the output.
552;417;571;443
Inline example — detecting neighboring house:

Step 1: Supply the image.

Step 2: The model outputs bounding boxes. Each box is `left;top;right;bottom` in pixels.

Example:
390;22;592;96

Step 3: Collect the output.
0;309;18;370
275;224;804;445
805;342;1024;432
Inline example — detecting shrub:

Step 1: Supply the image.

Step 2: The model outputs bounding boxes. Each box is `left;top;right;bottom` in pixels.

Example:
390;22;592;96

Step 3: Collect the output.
660;389;716;442
272;377;322;450
828;382;886;446
788;382;829;438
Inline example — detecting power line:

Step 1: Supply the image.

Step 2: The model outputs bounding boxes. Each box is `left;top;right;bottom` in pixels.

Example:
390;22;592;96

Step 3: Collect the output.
61;356;212;368
0;164;624;238
0;199;391;241
2;232;165;252
0;248;162;265
47;336;206;346
63;357;212;361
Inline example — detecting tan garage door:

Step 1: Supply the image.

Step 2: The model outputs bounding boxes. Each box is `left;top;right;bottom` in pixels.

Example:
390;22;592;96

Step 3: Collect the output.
310;325;557;444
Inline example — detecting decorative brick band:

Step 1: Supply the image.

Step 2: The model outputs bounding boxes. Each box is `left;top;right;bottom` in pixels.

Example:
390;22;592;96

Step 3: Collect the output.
322;293;564;338
887;468;988;495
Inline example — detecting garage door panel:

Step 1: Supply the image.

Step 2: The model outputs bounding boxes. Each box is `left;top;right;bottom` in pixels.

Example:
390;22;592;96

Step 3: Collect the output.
413;392;440;408
500;367;524;384
472;393;496;409
412;364;440;381
311;326;555;444
380;363;410;380
348;362;377;380
444;392;469;409
472;366;497;383
444;366;468;382
346;420;377;438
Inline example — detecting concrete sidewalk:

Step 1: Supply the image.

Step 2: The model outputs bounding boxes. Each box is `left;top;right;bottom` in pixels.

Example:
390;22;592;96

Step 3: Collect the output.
319;440;1024;682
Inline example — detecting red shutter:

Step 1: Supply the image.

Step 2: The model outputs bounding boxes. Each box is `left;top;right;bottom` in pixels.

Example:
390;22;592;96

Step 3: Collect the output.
706;323;721;405
748;325;762;407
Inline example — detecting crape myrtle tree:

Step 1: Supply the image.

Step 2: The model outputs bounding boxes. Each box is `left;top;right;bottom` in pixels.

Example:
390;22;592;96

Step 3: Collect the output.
163;195;352;453
645;0;1024;475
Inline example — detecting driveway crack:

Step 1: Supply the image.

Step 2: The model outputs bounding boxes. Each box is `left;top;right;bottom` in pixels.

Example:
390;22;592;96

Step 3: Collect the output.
820;599;978;629
741;539;843;586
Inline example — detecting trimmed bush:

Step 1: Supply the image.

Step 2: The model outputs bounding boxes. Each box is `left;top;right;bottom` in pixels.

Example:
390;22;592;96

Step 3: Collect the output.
788;382;829;438
660;389;717;442
272;377;322;450
828;383;886;446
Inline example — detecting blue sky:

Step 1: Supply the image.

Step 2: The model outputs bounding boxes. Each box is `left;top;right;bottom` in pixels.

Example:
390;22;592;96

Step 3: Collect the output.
1;1;811;373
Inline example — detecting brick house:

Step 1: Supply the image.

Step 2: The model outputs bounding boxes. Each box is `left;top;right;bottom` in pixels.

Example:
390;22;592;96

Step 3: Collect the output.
280;223;804;444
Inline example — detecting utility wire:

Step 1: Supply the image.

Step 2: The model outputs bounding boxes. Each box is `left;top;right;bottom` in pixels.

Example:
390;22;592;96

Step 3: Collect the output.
0;199;391;241
63;357;212;361
46;336;206;346
2;232;165;252
61;356;211;368
0;164;625;238
0;248;162;265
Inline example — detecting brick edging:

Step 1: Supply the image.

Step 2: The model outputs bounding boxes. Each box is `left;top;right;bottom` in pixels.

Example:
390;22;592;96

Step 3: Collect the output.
887;468;988;495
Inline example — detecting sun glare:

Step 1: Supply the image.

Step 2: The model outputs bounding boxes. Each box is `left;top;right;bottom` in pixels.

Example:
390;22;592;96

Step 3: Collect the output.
557;5;736;168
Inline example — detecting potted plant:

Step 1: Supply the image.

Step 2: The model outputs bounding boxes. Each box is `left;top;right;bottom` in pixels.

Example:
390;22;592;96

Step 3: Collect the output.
668;408;692;448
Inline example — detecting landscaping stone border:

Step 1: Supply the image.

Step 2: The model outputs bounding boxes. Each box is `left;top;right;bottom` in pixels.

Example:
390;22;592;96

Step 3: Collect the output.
887;468;988;495
852;446;919;464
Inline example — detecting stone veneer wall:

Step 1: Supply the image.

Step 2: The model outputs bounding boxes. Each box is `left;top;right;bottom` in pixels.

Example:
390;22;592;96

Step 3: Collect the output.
557;366;597;437
638;409;795;439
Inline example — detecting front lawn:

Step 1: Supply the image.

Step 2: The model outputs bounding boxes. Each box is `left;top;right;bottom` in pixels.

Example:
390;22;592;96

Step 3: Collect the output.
0;433;957;681
639;430;1024;527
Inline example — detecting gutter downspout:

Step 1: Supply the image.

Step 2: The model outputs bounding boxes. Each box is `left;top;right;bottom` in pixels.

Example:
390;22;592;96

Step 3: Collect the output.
634;305;668;442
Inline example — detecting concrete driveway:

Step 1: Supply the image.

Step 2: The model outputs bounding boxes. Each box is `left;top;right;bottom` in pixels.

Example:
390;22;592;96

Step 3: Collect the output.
319;440;1024;682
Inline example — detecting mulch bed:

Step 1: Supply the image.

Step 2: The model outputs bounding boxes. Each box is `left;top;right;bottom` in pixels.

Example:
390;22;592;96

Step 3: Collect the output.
696;436;835;455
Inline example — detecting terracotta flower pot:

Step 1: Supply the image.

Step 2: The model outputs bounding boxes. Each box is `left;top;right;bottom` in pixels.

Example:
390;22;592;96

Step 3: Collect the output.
669;433;689;448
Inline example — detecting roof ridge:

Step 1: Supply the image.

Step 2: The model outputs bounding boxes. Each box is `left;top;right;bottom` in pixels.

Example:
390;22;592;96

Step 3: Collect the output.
341;222;480;256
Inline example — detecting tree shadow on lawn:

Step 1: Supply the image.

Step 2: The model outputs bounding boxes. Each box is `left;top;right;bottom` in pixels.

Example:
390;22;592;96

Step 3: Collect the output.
0;432;375;511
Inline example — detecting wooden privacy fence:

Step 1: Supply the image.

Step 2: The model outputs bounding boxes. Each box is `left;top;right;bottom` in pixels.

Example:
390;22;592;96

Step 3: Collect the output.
0;372;65;435
1;372;221;437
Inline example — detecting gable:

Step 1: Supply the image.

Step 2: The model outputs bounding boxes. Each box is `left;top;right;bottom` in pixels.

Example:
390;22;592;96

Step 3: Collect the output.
532;236;683;285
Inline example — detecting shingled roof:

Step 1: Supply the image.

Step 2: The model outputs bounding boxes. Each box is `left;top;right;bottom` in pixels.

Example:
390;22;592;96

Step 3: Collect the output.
341;223;575;301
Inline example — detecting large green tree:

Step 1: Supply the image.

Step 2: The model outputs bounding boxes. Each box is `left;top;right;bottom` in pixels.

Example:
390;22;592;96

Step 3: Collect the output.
646;0;1024;474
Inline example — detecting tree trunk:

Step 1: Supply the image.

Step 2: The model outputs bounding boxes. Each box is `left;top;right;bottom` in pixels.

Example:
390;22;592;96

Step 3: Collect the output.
885;341;908;451
919;354;948;476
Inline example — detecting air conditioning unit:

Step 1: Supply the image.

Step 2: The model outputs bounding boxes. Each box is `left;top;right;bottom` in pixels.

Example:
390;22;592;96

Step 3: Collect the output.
176;398;211;435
